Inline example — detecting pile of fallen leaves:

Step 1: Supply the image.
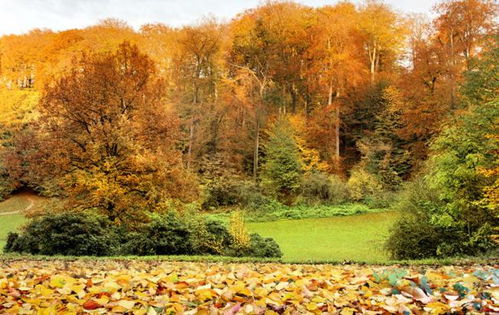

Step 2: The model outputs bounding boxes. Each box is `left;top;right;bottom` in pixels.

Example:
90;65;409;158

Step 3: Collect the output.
0;260;498;314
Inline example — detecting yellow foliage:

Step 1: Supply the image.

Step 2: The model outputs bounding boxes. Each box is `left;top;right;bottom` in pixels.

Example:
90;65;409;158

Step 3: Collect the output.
0;87;39;125
477;137;499;242
229;211;250;249
289;114;329;174
347;167;383;201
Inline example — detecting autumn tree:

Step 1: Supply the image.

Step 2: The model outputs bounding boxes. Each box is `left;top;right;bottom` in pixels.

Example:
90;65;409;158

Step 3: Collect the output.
173;20;225;169
229;12;274;180
0;29;53;89
306;3;365;172
358;0;407;84
23;42;197;224
435;0;497;71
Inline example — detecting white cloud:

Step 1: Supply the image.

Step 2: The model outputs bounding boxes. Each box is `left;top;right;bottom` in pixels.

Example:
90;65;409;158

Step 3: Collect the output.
0;0;436;36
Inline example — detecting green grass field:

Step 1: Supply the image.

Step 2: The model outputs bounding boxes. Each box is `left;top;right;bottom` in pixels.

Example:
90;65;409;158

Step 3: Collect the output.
0;214;27;251
248;211;399;263
0;193;38;251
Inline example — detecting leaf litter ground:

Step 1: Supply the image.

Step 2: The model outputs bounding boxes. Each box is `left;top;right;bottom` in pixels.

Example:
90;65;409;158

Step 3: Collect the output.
0;260;498;314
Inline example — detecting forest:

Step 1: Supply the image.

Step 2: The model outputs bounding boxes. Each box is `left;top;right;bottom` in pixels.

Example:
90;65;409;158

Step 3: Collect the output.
0;0;497;262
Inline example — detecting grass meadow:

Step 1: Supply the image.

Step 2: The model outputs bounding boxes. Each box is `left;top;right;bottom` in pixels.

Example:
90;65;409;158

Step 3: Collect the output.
248;211;399;263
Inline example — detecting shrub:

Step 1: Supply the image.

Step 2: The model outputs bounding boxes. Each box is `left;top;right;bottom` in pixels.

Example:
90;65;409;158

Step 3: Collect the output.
4;232;20;252
386;178;497;260
228;211;251;250
123;212;193;256
189;219;232;255
202;177;241;209
247;233;282;258
347;167;384;203
237;182;283;212
5;210;283;259
202;178;284;212
4;212;118;256
385;214;441;259
228;233;282;258
122;211;282;258
300;172;349;205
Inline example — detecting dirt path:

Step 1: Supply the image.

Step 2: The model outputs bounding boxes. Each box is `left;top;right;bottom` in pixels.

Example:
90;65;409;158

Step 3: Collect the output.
0;197;34;216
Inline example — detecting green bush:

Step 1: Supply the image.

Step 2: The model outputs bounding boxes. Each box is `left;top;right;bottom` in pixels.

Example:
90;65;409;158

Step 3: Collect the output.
5;232;20;252
385;214;441;259
247;233;282;258
386;179;497;259
202;177;241;209
300;172;349;205
202;178;284;212
237;182;283;212
5;210;282;258
227;233;282;258
123;212;193;256
122;212;282;258
4;212;118;256
190;219;233;255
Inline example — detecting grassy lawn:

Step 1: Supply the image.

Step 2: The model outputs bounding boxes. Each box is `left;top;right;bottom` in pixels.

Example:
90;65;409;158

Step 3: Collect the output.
248;211;399;263
0;213;27;251
0;193;42;251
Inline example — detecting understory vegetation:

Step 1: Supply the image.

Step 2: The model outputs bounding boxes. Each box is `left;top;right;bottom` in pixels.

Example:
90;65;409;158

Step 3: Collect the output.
4;211;281;258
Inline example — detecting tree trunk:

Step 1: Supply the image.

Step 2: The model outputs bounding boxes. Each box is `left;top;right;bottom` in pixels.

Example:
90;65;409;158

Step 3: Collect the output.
328;81;333;106
449;33;456;108
370;45;377;84
253;118;260;182
187;118;194;169
335;90;341;171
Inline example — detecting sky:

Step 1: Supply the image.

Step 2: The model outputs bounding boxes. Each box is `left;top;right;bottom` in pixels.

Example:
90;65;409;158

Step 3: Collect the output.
0;0;437;36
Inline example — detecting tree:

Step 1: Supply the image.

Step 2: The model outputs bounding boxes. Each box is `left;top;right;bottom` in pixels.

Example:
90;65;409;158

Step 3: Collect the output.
432;0;497;107
306;3;365;171
357;86;411;189
387;41;498;258
22;42;197;224
358;0;407;84
173;20;225;169
261;116;303;204
434;0;497;71
461;35;499;103
229;12;274;180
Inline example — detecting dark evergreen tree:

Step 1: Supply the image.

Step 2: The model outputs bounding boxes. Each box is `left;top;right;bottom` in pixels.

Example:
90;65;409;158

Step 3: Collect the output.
261;116;303;204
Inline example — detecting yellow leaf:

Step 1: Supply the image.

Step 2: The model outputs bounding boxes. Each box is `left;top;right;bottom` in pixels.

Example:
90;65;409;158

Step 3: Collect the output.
117;300;136;310
196;288;216;302
306;302;318;311
49;275;75;289
147;307;158;315
340;307;357;315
